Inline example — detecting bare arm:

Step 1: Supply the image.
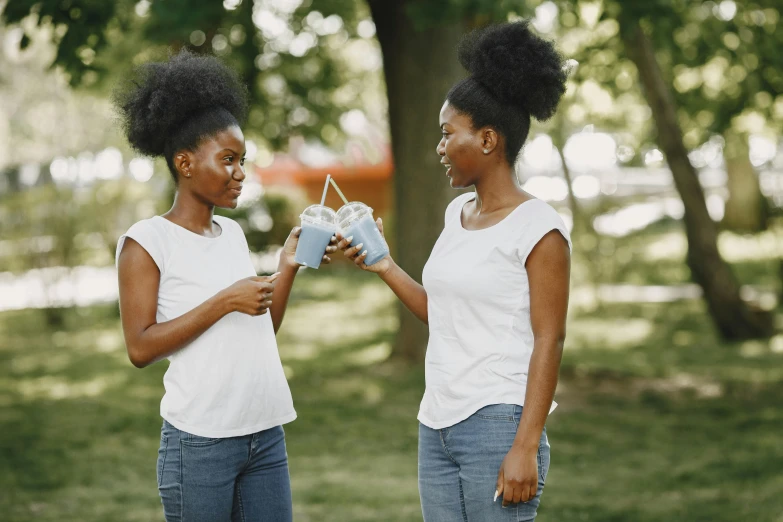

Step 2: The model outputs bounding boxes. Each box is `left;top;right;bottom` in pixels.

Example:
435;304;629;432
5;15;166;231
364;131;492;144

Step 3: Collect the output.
497;230;571;506
118;238;276;368
336;218;428;324
268;261;297;334
270;226;338;333
377;260;428;324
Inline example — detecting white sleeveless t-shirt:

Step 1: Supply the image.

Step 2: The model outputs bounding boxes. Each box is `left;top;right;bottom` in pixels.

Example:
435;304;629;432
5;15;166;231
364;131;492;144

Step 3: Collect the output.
419;193;572;429
116;215;296;438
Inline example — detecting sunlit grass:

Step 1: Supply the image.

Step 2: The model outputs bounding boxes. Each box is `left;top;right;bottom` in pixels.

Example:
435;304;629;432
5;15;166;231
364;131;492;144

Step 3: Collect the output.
1;230;782;520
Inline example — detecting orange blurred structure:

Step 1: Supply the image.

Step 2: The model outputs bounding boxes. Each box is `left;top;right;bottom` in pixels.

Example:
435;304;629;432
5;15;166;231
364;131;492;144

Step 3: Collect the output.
252;143;394;219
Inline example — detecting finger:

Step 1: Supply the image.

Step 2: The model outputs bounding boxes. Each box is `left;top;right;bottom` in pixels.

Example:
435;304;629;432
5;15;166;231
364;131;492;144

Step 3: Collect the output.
322;255;331;264
292;226;302;238
376;217;384;236
335;232;344;242
343;243;363;258
325;245;338;254
502;485;514;508
526;484;537;502
253;272;281;283
512;485;522;504
329;235;338;245
495;469;504;502
337;236;354;250
263;300;273;308
354;250;368;266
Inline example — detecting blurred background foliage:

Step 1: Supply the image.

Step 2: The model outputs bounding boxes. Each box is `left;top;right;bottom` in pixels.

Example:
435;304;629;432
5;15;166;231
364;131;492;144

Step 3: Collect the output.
1;0;783;520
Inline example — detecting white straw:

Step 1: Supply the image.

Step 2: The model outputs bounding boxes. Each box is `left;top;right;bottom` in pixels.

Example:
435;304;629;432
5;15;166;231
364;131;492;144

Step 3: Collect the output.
320;174;331;207
329;177;349;205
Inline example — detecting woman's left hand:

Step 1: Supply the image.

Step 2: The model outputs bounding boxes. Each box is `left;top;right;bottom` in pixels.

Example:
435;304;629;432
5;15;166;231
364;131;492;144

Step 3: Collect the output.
495;444;538;507
280;226;338;268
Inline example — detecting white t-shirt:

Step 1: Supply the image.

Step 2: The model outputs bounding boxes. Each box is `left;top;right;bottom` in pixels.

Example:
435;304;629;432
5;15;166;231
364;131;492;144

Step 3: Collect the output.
116;215;296;438
418;193;572;429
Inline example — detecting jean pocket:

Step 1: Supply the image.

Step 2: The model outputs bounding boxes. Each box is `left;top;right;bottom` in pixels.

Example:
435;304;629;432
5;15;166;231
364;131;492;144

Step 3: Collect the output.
157;433;168;487
475;404;517;422
181;432;223;447
537;432;550;484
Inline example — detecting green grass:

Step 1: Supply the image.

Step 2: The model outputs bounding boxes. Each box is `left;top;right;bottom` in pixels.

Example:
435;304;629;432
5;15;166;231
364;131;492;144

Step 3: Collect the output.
2;223;783;520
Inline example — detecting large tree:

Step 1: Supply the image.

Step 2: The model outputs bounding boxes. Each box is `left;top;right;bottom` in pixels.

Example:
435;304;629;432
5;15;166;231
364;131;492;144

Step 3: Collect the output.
4;0;777;358
613;1;774;339
2;0;477;361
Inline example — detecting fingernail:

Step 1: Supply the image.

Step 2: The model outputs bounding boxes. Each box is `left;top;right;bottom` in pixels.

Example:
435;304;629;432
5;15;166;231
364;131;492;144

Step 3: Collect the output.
493;491;499;502
362;250;368;256
356;243;363;249
346;236;353;242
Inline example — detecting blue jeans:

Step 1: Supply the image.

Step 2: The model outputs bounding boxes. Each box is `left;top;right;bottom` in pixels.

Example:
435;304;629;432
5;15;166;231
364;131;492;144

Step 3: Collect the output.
157;420;292;522
418;404;550;522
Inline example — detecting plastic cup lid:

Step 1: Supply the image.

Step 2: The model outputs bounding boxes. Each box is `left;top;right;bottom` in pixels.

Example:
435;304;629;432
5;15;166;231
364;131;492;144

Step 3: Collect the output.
336;202;373;229
300;204;336;225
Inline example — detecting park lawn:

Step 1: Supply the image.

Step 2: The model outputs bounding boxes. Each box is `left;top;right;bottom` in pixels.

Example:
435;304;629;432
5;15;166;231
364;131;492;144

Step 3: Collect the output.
1;223;782;521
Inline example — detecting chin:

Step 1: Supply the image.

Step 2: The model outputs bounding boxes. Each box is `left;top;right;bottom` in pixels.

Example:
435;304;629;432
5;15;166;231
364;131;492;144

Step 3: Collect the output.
448;177;468;189
215;199;239;210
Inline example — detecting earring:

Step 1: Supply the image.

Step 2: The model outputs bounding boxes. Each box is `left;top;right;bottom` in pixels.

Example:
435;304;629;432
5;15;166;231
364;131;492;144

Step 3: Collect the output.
483;149;489;154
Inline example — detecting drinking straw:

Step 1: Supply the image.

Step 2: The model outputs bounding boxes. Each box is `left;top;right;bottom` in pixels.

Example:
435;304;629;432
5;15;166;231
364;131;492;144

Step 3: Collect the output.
329;177;349;205
320;174;331;206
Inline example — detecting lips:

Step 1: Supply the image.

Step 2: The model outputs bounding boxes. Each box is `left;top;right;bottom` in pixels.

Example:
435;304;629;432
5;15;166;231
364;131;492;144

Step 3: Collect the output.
229;186;242;197
441;161;452;176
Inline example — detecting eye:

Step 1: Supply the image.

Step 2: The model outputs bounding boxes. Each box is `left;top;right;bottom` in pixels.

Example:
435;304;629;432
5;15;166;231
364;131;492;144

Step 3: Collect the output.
240;157;246;166
224;156;234;163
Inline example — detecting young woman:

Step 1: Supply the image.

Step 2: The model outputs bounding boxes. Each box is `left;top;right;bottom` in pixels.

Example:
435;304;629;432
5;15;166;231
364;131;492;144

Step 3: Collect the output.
114;50;335;521
338;22;571;521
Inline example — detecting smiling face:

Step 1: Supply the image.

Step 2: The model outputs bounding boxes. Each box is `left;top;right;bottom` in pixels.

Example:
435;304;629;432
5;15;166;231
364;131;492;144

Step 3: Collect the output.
436;101;488;189
177;125;247;209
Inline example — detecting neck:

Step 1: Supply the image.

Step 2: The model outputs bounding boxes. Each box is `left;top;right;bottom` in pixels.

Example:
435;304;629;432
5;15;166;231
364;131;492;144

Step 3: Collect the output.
472;162;522;213
166;189;216;234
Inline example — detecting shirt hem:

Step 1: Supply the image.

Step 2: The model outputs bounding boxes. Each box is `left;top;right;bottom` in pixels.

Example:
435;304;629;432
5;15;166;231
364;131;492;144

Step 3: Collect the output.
162;411;298;438
418;398;557;430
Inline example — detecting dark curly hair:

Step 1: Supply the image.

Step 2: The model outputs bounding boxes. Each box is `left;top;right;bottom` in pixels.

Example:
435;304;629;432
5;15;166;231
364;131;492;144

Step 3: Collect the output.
112;49;250;182
447;21;567;166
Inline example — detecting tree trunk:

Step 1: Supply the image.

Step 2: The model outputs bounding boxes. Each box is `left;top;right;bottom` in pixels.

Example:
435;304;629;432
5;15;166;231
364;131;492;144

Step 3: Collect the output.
722;129;769;233
622;23;773;340
368;0;466;362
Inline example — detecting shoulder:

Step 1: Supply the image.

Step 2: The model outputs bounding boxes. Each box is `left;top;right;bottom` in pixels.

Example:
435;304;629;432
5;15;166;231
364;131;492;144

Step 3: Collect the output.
444;192;475;223
515;199;572;261
116;217;168;270
125;216;165;236
519;199;568;230
214;215;245;236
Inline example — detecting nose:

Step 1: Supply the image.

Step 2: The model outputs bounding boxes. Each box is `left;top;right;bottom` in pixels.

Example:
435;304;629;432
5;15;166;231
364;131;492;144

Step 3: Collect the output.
436;137;446;157
234;164;246;181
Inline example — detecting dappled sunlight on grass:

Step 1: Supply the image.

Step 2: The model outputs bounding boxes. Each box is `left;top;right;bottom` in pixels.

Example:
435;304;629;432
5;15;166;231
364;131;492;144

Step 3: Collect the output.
567;317;655;350
2;249;782;520
277;269;397;368
15;373;127;401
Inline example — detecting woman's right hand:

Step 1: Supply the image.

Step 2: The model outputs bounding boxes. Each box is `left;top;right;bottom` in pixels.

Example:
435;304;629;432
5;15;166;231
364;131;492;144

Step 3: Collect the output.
336;218;393;275
220;273;280;316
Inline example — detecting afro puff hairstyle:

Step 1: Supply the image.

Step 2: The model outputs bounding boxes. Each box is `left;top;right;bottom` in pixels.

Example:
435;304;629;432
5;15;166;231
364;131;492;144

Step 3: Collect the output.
446;21;567;166
112;49;249;182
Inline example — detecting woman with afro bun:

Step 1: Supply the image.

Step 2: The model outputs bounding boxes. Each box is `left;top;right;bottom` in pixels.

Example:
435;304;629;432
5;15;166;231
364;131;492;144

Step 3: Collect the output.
338;21;571;520
113;50;335;521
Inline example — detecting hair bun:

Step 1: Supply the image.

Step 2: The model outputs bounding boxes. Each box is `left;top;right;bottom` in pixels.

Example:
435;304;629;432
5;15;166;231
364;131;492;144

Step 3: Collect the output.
457;21;567;121
113;49;249;157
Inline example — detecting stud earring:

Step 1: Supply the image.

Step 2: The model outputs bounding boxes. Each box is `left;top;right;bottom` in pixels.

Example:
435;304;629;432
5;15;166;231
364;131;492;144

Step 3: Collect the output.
483;149;489;154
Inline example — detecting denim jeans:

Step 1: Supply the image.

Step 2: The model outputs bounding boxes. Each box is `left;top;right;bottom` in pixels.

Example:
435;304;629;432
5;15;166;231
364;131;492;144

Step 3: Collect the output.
418;404;550;522
157;420;292;522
